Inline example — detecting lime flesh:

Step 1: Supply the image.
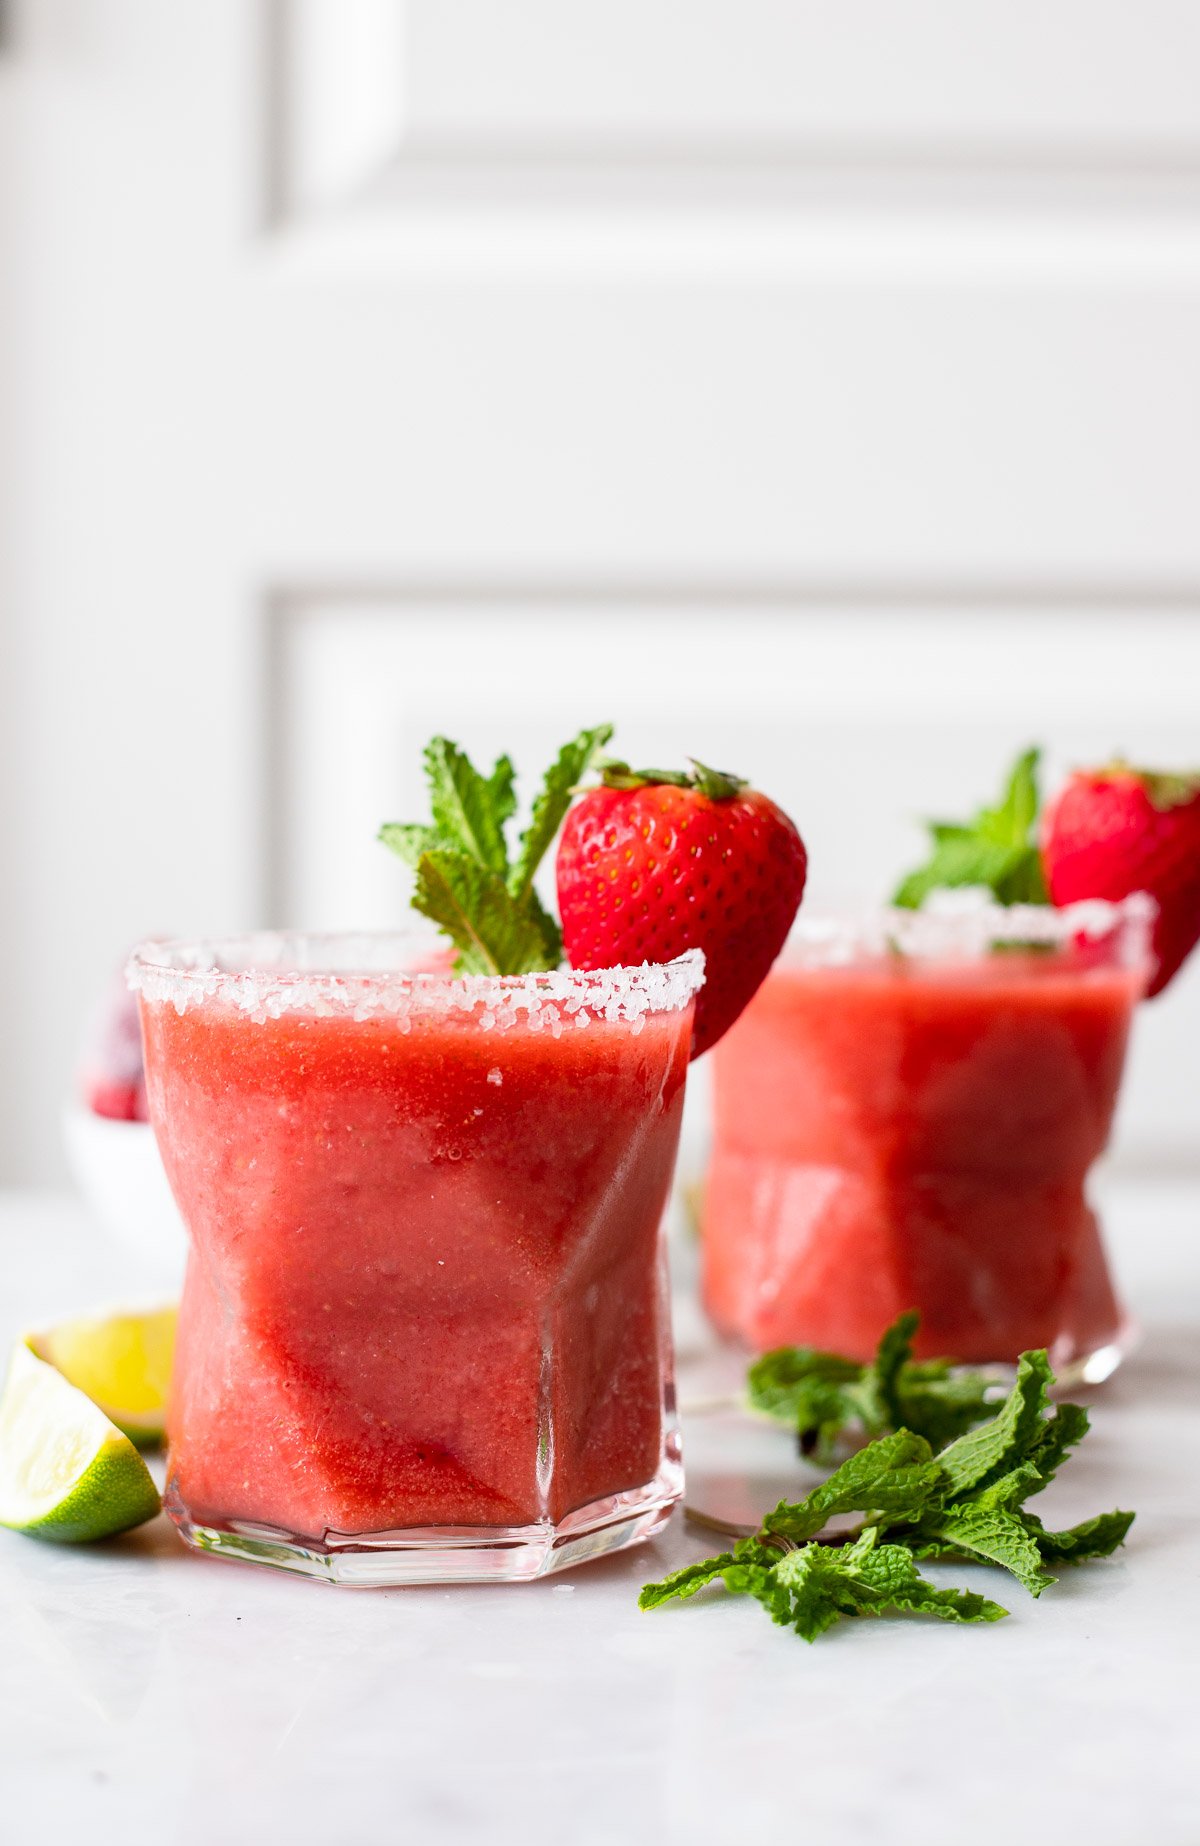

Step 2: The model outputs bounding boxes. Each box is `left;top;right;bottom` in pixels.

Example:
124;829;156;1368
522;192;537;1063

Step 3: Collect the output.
0;1342;161;1543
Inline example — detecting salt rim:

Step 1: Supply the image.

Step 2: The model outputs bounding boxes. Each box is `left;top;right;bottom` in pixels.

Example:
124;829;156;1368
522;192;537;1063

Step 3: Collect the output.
783;889;1157;968
126;932;706;1031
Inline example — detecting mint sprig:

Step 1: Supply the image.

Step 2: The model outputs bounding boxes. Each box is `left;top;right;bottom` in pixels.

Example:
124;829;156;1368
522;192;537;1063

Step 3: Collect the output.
642;1346;1133;1643
379;724;613;975
748;1310;1001;1460
893;746;1049;909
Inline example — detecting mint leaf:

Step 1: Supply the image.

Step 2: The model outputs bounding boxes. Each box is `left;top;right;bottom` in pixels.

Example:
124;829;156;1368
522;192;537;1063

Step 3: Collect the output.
893;745;1049;909
772;1530;1008;1640
935;1350;1054;1498
915;1505;1051;1597
422;738;515;874
979;746;1041;845
722;1558;796;1627
893;1361;1003;1453
893;837;1043;910
1022;1401;1091;1493
637;1553;738;1610
872;1308;919;1430
509;723;613;900
747;1312;998;1460
747;1347;863;1418
747;1344;868;1460
751;1544;851;1641
379;725;612;975
1025;1508;1135;1564
414;851;552;976
895;1363;1133;1598
377;823;441;870
968;1460;1045;1514
639;1527;1008;1643
761;1429;942;1542
712;1529;1007;1642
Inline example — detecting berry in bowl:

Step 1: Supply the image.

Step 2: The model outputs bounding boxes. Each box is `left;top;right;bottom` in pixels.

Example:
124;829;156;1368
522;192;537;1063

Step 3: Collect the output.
63;964;187;1284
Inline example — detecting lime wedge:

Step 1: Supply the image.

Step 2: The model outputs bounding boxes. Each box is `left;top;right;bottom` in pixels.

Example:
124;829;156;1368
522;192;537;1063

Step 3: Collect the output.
0;1342;161;1543
28;1306;176;1446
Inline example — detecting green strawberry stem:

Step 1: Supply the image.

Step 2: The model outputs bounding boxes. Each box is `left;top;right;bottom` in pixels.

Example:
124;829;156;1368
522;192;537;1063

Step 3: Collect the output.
598;757;746;801
1098;760;1200;812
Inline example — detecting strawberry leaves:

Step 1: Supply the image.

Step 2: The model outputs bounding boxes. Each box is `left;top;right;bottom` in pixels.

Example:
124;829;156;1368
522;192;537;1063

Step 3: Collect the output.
597;757;746;801
642;1336;1133;1644
1095;761;1200;814
379;725;613;975
894;746;1049;909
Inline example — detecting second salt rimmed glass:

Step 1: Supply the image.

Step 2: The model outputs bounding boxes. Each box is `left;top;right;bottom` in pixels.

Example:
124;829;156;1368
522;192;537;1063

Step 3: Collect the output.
703;894;1153;1383
129;932;704;1585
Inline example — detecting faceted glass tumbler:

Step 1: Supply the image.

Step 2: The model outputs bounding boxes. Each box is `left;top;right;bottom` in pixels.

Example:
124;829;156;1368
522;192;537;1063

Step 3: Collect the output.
703;896;1154;1382
129;934;703;1585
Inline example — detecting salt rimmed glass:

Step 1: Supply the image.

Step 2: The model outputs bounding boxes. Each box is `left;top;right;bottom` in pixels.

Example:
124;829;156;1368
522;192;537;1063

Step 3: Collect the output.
129;933;703;1585
703;893;1154;1383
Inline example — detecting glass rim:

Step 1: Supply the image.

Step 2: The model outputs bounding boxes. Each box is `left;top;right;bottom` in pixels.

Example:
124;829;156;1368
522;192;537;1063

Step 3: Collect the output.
780;891;1157;969
126;931;705;1025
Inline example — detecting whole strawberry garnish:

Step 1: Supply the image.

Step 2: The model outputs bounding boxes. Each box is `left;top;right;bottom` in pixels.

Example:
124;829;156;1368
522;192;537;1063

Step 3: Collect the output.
1042;763;1200;997
556;759;807;1057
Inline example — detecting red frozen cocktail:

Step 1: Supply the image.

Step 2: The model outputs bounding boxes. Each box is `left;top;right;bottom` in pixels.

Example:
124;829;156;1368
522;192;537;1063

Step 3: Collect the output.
130;933;702;1583
703;898;1152;1374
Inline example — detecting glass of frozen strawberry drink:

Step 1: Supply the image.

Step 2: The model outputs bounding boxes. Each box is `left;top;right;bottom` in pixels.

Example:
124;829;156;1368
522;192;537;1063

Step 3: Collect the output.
128;932;703;1584
703;895;1153;1381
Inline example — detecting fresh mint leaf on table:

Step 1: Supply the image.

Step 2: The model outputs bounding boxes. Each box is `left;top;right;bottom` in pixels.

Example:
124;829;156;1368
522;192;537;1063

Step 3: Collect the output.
893;745;1049;909
379;724;613;975
642;1343;1134;1642
748;1310;1001;1460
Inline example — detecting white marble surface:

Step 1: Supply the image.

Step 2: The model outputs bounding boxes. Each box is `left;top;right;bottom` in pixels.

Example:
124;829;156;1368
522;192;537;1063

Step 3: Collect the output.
1;1179;1197;1846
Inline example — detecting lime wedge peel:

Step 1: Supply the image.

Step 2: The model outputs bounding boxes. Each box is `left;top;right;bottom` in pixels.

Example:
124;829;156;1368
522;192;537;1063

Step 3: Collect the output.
28;1305;176;1447
0;1341;161;1544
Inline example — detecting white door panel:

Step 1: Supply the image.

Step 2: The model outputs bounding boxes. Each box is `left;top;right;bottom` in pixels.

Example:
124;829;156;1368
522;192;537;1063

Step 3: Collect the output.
401;1;1200;153
280;0;1200;217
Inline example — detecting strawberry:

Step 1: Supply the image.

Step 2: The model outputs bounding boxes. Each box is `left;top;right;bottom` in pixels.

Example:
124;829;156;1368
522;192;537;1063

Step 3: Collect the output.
1041;763;1200;997
556;759;807;1057
85;1076;149;1123
79;969;151;1121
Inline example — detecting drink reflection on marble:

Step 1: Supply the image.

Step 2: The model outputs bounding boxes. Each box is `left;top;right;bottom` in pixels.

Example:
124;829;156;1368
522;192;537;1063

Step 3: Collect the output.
128;933;702;1584
703;897;1153;1380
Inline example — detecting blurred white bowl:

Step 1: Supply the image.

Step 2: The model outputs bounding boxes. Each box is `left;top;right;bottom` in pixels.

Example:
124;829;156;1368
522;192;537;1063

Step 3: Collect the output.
62;1105;187;1286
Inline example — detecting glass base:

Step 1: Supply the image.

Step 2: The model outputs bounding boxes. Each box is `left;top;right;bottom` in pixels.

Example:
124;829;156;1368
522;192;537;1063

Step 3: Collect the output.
165;1467;683;1586
1047;1314;1139;1390
927;1314;1140;1398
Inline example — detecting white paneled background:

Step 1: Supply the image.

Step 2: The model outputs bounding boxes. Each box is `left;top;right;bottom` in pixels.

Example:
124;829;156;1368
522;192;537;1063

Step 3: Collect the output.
2;0;1199;1183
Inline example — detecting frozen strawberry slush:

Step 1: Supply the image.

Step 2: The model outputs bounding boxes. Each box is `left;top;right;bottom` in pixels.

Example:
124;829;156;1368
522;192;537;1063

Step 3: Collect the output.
704;939;1145;1365
139;963;694;1541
